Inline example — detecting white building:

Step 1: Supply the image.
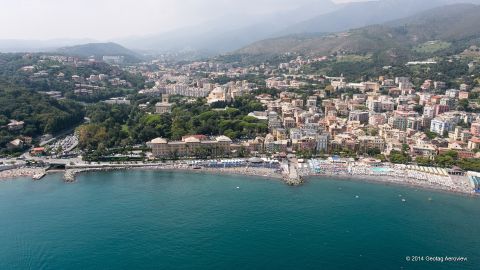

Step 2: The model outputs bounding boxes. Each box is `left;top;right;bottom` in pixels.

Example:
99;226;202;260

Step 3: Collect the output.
430;118;455;135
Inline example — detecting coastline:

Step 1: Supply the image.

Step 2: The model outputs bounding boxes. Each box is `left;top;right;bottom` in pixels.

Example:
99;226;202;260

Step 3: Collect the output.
63;165;284;183
60;166;478;196
0;167;46;180
1;163;477;197
141;167;284;181
304;173;477;197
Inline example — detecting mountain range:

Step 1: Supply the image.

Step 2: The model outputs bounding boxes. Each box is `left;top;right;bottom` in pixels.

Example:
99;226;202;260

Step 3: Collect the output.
115;0;480;55
116;0;338;55
279;0;480;35
233;3;480;62
1;0;480;59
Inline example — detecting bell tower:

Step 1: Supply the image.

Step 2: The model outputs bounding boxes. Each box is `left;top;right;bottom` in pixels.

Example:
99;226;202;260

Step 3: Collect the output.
162;94;169;103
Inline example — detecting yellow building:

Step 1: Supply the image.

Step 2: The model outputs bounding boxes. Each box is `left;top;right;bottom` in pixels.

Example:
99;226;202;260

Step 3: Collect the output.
149;135;232;158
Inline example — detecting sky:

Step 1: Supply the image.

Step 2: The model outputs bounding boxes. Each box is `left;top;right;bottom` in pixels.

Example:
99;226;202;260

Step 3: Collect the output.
0;0;367;40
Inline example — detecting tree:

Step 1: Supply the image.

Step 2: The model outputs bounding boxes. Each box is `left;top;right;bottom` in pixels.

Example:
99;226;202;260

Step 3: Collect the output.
77;124;108;151
415;156;432;166
389;150;411;164
367;148;381;156
435;151;459;168
425;131;438;140
413;105;424;114
457;99;470;112
458;158;480;172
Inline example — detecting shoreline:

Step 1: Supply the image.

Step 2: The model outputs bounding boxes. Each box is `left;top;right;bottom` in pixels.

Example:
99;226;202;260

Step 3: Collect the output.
1;164;477;197
304;173;477;197
140;167;284;181
63;165;284;183
59;166;480;196
0;167;46;180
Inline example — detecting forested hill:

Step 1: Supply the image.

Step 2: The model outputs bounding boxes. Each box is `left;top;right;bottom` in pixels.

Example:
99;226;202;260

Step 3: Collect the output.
56;42;142;63
233;4;480;60
0;80;85;149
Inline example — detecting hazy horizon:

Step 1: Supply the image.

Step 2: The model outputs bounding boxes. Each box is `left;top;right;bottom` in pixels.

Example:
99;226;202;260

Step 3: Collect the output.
0;0;367;41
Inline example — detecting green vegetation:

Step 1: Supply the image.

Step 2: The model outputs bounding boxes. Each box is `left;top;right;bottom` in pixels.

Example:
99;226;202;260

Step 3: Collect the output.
233;4;480;82
458;158;480;172
389;150;412;164
65;88;136;103
366;148;381;157
280;4;477;57
336;54;372;63
415;151;480;172
0;52;146;157
0;53;146;103
415;156;432;166
435;151;458;168
56;42;142;63
413;41;451;54
0;80;85;153
76;96;268;158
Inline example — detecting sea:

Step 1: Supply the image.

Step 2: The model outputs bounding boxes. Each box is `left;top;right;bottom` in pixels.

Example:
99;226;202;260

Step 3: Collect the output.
0;170;479;270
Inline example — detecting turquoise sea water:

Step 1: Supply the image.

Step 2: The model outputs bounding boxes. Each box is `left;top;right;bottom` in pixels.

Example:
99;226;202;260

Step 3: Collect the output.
0;171;479;270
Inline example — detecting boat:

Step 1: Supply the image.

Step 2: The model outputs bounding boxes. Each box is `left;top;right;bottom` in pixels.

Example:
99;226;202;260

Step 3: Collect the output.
193;166;202;170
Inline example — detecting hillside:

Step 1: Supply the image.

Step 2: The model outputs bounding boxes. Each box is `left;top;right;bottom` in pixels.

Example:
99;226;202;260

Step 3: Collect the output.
279;0;448;35
117;0;480;56
56;42;141;62
0;38;97;53
0;79;85;152
234;4;480;61
279;0;480;36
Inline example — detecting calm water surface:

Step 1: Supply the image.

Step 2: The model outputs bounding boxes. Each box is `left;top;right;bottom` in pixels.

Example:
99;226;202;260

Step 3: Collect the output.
0;170;479;270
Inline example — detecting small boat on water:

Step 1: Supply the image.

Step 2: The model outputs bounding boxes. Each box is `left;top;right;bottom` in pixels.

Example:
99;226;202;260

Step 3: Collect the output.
193;166;202;170
32;172;46;180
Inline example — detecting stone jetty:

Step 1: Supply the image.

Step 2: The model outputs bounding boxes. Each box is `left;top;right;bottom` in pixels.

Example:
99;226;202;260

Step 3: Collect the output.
63;167;128;182
283;161;303;186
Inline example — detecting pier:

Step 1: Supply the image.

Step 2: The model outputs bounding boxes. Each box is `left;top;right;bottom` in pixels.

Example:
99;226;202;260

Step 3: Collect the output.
284;160;303;186
32;169;47;180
